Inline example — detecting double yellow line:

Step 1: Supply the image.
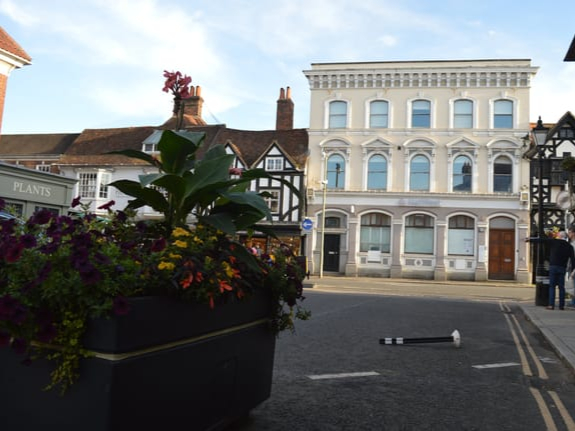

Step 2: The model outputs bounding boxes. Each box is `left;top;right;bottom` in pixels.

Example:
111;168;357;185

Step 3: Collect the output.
501;302;575;431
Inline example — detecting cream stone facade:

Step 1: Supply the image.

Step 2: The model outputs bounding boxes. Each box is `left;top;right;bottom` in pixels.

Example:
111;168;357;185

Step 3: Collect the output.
303;59;538;282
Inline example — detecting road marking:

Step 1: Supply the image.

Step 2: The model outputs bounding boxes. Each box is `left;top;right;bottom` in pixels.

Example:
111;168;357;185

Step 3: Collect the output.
548;391;575;431
530;387;558;431
472;362;520;369
307;371;380;380
509;312;548;379
503;312;532;376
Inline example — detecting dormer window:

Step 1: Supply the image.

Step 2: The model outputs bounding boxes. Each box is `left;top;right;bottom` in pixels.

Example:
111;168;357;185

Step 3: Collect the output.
266;157;283;171
142;130;163;153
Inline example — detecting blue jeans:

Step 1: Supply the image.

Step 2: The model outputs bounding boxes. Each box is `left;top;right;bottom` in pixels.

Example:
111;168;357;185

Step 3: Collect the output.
548;265;566;308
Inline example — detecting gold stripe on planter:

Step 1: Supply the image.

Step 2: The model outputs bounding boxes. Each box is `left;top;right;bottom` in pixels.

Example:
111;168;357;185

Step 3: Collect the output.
90;318;270;361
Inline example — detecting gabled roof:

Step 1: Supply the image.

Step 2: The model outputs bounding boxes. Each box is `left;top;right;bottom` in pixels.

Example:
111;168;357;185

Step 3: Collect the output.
0;27;32;66
565;35;575;61
0;133;79;156
59;126;157;166
189;126;308;169
547;111;575;136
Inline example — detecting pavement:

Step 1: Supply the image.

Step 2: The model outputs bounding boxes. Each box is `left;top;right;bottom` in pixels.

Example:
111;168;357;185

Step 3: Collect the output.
303;275;575;375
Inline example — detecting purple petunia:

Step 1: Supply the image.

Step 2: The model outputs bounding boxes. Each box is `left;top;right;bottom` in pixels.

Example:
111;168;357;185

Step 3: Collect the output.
20;234;37;249
78;263;102;285
29;209;53;226
97;200;116;210
5;242;24;263
151;237;167;252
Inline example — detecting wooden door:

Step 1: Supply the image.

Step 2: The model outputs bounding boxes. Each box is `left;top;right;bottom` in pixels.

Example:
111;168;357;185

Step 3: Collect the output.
488;229;515;280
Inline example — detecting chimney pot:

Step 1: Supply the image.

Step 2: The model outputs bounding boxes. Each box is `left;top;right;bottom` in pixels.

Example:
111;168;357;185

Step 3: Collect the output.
276;86;294;130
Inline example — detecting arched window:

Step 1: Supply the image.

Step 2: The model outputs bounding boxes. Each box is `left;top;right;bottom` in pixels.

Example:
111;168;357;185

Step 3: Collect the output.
327;154;345;189
412;100;430;128
494;100;513;128
405;214;434;254
370;100;389;128
410;154;430;191
493;156;512;192
448;215;475;255
454;100;473;128
329;101;347;129
367;155;387;190
360;213;391;252
453;155;472;192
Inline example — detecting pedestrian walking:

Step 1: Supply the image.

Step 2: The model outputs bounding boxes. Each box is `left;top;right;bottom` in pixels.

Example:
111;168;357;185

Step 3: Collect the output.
527;229;575;310
567;226;575;307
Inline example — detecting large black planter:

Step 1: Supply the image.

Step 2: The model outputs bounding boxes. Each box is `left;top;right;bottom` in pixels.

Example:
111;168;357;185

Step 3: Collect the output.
0;292;276;431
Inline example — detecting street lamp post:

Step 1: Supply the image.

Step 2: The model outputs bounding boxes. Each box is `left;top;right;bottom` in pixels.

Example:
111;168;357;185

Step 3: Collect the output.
319;153;328;279
532;117;549;302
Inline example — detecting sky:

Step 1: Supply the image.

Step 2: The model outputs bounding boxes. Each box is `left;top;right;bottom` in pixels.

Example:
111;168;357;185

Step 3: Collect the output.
1;0;574;134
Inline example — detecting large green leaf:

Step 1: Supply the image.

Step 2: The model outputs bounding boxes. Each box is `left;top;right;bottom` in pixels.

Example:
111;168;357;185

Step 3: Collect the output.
151;174;187;205
157;130;205;175
183;153;235;198
139;173;165;187
108;180;169;213
221;191;273;222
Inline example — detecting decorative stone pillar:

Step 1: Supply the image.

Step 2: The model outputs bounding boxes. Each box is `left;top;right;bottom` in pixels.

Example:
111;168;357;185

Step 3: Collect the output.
345;214;358;276
475;222;488;281
390;218;403;278
434;221;447;280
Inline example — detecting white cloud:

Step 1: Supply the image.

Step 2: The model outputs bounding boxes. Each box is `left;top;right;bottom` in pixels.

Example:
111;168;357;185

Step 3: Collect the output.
379;35;398;47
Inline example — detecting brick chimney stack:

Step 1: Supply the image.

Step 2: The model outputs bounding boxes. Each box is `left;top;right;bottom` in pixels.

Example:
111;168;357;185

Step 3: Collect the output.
182;85;203;119
276;86;294;130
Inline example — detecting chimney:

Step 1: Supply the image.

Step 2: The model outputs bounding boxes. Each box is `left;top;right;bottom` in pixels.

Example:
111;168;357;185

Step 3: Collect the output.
276;86;294;130
182;85;203;119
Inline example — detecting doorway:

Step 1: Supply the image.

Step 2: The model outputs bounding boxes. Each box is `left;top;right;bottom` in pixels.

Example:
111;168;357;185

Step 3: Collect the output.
488;228;515;280
323;234;340;272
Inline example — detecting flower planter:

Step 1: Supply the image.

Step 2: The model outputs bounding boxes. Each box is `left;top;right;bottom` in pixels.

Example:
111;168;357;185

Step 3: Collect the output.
0;292;276;431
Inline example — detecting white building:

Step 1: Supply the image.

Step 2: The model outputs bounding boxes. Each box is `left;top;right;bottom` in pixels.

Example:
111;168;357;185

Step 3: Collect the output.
303;59;538;282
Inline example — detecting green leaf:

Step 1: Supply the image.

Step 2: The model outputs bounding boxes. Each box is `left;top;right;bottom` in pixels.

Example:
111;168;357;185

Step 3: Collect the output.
108;180;169;213
157;130;205;175
222;191;273;222
184;153;235;197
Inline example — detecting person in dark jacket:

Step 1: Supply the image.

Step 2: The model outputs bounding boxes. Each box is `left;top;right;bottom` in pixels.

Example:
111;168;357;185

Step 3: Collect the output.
528;230;575;310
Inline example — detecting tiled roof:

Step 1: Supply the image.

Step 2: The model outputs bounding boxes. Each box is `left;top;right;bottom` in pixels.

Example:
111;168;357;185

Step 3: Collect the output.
59;126;157;166
194;126;309;169
0;133;79;155
58;124;309;169
0;27;32;63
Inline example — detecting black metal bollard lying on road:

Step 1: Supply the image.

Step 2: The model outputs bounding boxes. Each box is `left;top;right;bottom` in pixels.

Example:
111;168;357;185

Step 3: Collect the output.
379;329;461;348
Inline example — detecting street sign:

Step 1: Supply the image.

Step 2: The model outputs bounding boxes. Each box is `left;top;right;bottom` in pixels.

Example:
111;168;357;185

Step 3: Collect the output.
301;218;313;231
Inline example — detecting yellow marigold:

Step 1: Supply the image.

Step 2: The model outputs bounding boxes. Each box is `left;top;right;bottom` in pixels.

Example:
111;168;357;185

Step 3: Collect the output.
174;240;188;248
158;261;175;271
193;236;203;244
222;261;234;278
169;253;182;259
172;227;192;237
